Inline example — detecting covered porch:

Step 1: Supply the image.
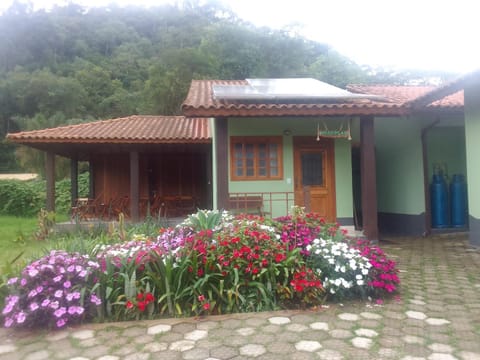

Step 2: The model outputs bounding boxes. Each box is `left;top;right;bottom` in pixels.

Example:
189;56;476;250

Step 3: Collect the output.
7;115;212;222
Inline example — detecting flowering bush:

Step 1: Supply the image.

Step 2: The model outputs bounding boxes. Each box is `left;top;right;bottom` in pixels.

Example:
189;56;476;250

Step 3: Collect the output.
350;238;400;296
2;250;101;329
274;206;346;253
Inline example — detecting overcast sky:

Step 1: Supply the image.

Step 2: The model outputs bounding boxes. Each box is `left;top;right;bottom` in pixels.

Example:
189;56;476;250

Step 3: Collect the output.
1;0;478;74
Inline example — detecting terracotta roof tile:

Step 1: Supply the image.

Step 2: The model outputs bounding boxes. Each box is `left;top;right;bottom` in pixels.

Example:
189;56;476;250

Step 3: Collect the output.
182;80;408;117
347;84;463;109
7;115;211;144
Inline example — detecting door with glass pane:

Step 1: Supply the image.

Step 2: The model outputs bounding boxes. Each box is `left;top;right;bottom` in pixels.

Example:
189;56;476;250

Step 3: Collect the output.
293;137;336;222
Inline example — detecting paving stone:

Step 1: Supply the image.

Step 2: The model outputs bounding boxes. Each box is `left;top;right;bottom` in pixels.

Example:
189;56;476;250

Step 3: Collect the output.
317;349;344;360
294;340;321;352
309;322;329;331
351;337;373;349
221;319;243;329
384;311;406;320
252;333;275;345
377;348;399;358
406;311;428;320
265;341;295;354
337;313;359;321
124;353;149;360
78;338;100;348
112;344;136;357
196;321;220;330
210;345;238;359
182;347;210;360
426;318;451;326
24;350;50;360
244;317;267;327
286;323;308;332
169;340;195;352
122;326;147;337
196;339;223;349
71;329;95;340
429;343;454;353
261;324;281;333
400;356;427;360
239;344;266;357
355;328;378;337
142;342;168;352
410;299;427;305
80;344;110;358
458;351;480;360
147;323;172;335
133;335;154;344
45;331;69;342
68;357;89;360
172;323;197;334
403;335;425;344
184;329;208;341
268;316;290;325
0;344;16;354
291;314;316;324
428;354;459;360
329;329;352;339
357;319;381;328
236;327;255;336
156;331;184;343
97;356;120;360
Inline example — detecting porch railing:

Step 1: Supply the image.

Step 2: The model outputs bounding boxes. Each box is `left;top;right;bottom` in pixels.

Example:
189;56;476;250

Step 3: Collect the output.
228;192;295;217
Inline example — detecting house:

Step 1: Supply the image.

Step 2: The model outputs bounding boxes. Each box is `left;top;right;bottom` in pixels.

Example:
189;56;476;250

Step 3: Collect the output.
7;72;479;246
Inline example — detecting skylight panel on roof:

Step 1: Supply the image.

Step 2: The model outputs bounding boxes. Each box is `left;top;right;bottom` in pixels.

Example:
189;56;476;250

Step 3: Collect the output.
212;78;385;101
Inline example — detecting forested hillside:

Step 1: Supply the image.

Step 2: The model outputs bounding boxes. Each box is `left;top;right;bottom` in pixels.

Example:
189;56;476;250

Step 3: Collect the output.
0;0;455;175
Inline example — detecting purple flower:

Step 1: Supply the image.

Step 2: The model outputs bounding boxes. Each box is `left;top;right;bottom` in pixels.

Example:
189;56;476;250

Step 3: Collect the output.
90;294;102;306
27;269;39;277
20;278;27;286
4;317;14;328
53;275;62;283
49;301;59;310
56;318;66;328
16;312;26;324
67;306;84;315
28;289;38;298
54;307;67;318
67;265;75;272
41;299;51;307
29;302;39;311
7;277;18;285
78;270;87;278
54;290;63;298
63;281;71;289
2;304;13;315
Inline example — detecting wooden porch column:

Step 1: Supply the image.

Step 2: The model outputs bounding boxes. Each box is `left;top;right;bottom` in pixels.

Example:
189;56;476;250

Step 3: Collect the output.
88;160;95;199
360;116;379;241
215;117;229;210
130;151;140;221
70;158;78;210
46;151;55;212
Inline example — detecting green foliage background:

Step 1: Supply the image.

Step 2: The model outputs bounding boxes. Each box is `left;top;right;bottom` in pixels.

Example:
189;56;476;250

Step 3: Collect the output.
0;1;457;176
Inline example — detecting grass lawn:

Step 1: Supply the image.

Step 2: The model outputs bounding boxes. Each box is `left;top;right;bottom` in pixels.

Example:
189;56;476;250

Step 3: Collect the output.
0;216;47;275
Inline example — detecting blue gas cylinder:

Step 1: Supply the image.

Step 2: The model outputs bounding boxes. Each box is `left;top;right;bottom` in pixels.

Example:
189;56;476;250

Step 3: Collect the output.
431;174;449;228
450;174;467;227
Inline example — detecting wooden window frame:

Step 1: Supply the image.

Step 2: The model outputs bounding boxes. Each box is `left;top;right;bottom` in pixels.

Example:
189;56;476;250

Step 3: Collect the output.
230;136;283;181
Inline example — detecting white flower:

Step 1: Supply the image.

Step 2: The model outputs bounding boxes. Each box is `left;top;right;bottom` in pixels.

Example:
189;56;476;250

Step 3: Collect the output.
355;274;363;280
357;280;364;286
340;266;346;273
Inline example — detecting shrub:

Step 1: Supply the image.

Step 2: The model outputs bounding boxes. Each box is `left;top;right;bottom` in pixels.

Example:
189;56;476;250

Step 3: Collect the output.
2;250;101;329
306;238;372;300
0;180;45;217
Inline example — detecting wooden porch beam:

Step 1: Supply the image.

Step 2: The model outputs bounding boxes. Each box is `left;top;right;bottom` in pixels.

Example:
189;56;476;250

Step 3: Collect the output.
88;160;95;199
130;151;140;221
360;116;379;241
215;117;229;210
70;158;78;211
46;151;55;212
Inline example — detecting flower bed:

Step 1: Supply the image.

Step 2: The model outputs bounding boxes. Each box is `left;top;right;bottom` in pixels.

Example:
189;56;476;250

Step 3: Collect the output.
1;207;399;329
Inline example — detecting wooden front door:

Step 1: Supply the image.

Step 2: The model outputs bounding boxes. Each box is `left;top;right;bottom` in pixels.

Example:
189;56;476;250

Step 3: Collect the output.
294;137;336;222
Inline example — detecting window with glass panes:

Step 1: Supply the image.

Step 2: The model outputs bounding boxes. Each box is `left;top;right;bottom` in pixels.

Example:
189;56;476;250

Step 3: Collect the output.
230;137;283;180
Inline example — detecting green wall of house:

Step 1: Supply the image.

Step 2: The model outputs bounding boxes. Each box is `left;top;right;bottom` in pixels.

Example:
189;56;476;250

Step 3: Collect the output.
465;83;480;220
426;126;466;183
375;117;425;215
223;117;354;219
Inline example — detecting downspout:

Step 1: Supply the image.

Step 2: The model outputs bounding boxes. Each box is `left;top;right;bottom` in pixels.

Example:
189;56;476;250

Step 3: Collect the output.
421;118;440;237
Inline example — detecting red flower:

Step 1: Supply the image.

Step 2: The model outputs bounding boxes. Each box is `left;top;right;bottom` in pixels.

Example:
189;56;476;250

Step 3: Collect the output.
137;301;146;312
198;295;205;302
136;292;144;301
145;293;154;303
125;300;134;309
274;253;286;263
202;303;210;310
197;268;204;277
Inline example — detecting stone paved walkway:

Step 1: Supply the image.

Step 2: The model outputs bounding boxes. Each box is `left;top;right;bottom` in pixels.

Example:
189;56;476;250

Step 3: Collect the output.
1;234;479;360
